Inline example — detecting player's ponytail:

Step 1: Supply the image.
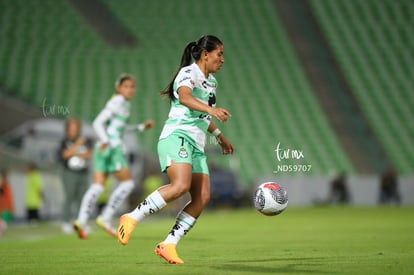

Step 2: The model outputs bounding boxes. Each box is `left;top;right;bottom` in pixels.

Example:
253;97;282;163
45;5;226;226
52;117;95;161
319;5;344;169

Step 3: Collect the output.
161;35;222;101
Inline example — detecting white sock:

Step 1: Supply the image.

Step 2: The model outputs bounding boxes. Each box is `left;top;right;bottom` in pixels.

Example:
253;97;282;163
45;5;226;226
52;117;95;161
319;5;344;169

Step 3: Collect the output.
99;180;134;221
127;190;166;222
164;211;196;245
77;184;104;226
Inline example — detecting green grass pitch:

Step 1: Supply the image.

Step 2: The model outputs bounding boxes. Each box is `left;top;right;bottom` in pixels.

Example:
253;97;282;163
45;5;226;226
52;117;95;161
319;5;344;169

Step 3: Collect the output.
0;207;413;275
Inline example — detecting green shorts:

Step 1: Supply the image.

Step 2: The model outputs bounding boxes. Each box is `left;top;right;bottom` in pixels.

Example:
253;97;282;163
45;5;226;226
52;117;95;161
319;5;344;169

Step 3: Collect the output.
93;144;128;173
157;133;209;175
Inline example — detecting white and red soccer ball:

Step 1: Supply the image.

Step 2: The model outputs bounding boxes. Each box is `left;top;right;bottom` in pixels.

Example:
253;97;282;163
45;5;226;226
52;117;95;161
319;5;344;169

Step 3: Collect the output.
254;182;288;216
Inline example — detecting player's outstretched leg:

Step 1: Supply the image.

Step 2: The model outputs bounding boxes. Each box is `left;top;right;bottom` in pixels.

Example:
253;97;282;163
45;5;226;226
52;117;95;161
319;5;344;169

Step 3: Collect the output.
73;184;104;239
117;190;167;245
117;214;137;245
155;243;184;264
73;221;88;239
98;180;134;238
154;211;197;264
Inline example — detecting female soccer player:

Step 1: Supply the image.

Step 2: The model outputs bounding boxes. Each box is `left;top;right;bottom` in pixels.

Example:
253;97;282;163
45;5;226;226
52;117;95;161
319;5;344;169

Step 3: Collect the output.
73;74;154;239
117;35;234;264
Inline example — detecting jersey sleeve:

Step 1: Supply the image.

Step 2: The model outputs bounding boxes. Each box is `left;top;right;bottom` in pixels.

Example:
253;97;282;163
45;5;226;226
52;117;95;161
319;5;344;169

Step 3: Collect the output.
92;95;124;144
93;109;112;143
174;68;196;97
105;95;124;114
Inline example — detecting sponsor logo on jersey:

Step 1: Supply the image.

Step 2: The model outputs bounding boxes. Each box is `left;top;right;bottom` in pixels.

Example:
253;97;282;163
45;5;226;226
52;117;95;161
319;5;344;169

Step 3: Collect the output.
179;76;191;84
201;80;216;89
208;92;216;106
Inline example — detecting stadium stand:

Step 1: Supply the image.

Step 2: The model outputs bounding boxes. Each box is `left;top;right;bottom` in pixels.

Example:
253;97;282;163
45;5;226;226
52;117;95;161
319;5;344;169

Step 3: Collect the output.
2;0;411;184
310;0;414;175
274;0;390;175
100;0;356;181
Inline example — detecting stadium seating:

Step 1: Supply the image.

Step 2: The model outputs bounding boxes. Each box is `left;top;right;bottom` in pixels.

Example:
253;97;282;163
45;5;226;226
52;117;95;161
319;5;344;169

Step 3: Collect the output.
3;0;411;183
310;0;414;175
101;0;355;181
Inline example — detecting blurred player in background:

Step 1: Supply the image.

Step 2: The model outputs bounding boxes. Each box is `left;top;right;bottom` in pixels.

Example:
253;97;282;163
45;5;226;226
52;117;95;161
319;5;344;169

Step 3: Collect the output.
117;35;234;264
59;118;92;234
73;74;154;239
25;163;43;223
0;169;14;233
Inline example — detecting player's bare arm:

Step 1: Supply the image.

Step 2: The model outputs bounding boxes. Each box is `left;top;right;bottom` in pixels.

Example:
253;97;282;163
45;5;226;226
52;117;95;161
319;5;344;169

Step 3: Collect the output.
177;86;231;122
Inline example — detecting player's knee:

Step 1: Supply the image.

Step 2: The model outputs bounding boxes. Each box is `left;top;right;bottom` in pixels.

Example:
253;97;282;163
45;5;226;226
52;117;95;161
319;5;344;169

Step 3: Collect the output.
171;183;191;199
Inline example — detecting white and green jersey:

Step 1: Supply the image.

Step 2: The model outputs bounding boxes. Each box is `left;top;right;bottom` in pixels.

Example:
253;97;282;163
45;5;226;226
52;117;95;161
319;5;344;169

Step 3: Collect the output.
159;63;218;152
93;94;130;148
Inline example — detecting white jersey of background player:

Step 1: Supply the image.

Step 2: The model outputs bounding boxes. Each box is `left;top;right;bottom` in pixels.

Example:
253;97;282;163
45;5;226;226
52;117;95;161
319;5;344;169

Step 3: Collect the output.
73;74;154;239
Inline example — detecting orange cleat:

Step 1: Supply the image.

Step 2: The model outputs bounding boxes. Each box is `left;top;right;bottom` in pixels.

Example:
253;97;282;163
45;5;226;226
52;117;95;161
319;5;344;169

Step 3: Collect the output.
155;242;184;264
117;214;137;245
73;221;88;239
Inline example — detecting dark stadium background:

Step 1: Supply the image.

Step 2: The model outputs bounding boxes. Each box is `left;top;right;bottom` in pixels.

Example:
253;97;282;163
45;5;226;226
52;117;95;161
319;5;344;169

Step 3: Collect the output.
0;0;413;220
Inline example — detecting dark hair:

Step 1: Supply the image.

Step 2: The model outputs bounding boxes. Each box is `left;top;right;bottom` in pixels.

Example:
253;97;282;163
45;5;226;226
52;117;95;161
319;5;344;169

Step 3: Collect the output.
115;74;135;89
161;35;223;100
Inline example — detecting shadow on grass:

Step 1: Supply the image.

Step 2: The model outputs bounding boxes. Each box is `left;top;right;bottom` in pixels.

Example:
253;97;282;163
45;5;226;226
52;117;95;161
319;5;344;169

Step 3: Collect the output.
212;257;336;274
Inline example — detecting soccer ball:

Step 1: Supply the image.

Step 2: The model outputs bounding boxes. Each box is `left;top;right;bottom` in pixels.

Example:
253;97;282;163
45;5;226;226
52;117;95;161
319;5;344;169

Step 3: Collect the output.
254;182;288;216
